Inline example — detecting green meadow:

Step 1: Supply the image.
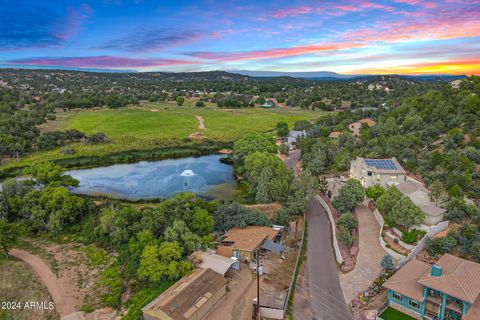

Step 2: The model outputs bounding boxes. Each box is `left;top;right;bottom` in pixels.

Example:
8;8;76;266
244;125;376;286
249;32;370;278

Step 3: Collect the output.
0;102;325;172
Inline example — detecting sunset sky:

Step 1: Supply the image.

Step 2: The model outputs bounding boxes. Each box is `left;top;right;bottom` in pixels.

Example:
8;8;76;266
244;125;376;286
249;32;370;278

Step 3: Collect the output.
1;0;479;75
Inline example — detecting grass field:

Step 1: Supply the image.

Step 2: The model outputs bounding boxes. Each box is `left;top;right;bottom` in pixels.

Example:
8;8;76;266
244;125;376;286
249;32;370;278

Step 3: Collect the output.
0;102;325;172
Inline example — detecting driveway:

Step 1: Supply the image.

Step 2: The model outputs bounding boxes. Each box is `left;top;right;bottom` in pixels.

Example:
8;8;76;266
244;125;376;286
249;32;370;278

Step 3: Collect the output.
302;198;353;320
339;202;385;304
284;149;300;170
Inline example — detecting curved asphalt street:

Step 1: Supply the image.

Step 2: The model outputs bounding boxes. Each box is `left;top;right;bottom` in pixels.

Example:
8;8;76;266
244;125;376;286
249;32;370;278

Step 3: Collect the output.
284;149;352;320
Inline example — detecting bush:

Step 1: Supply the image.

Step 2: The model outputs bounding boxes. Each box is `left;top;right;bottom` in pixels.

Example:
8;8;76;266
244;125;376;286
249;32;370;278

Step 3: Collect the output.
380;254;394;271
366;185;385;201
401;229;426;244
426;235;457;256
338;212;357;230
274;208;290;226
339;225;353;247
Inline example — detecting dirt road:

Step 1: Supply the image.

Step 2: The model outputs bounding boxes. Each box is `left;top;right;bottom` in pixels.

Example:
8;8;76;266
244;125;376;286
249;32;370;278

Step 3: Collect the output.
10;249;76;316
195;115;206;129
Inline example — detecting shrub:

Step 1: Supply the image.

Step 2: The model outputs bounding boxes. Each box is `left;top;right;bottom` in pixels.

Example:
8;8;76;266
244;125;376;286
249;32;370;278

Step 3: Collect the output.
380;254;394;271
339;225;353;247
338;213;357;230
366;185;385;201
401;229;426;244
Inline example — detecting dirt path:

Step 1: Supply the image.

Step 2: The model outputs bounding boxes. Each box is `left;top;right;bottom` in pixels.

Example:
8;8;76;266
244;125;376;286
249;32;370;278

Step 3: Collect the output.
195;115;206;129
10;249;76;316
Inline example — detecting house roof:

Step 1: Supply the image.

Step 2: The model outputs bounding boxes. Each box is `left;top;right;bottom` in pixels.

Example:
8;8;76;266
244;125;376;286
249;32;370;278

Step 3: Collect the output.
197;250;237;276
383;258;431;302
329;131;342;138
142;268;226;320
261;239;284;254
418;254;480;303
397;180;429;195
288;130;305;138
361;157;406;174
420;204;447;217
358;118;376;127
223;226;278;252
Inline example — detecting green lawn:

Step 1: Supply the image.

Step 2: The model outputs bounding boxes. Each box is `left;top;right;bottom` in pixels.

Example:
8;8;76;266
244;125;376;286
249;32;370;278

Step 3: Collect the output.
379;307;417;320
0;103;325;171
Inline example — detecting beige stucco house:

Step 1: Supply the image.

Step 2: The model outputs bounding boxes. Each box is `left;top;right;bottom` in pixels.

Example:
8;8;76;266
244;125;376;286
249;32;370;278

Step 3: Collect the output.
350;157;407;188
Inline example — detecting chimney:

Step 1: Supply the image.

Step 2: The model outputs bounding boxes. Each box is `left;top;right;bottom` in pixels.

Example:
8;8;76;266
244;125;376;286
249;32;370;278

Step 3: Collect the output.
431;264;442;277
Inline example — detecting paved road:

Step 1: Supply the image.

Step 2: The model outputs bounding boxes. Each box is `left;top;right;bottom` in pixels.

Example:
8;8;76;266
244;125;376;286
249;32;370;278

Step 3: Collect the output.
284;149;300;170
305;198;353;320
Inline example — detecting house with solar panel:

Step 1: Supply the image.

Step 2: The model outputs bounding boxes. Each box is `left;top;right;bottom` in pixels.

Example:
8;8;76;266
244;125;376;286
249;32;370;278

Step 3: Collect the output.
350;157;407;188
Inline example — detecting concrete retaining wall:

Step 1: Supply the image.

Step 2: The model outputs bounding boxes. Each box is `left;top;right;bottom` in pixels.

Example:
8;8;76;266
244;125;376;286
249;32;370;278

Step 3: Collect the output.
316;194;344;265
373;209;407;261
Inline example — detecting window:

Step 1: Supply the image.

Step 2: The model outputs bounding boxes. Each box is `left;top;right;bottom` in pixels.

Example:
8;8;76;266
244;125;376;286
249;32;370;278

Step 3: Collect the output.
392;292;404;302
409;300;420;309
390;175;398;179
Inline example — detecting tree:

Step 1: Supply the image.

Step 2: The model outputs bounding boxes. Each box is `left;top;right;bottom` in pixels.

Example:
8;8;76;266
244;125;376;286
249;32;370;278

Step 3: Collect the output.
332;179;365;213
429;180;445;205
338;213;357;230
376;186;403;217
380;254;394;271
164;220;201;254
366;185;385;201
23;161;78;187
318;177;328;194
213;202;271;232
279;142;289;155
286;178;307;214
389;196;425;229
274;208;290;226
190;208;214;237
176;96;185;106
0;190;8;220
137;242;193;282
0;221;22;258
195;99;205;107
255;167;273;203
233;133;277;163
276;121;289;137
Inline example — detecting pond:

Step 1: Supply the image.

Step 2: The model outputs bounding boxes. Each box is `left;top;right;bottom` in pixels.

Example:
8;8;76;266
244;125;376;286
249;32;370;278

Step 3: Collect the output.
65;154;241;200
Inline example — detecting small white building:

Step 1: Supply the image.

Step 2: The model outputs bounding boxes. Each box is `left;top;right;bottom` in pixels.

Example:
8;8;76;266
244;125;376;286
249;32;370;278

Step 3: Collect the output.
350;157;406;188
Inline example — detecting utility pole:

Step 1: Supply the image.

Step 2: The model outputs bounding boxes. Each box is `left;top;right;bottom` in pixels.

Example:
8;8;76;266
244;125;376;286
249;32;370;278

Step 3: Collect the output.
256;247;260;320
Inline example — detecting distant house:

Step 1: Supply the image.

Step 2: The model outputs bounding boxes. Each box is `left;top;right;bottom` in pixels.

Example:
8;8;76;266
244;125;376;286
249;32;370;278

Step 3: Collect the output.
350;157;406;188
261;98;276;108
222;226;279;262
328;131;342;139
287;130;306;146
383;254;480;320
349;118;375;137
142;268;227;320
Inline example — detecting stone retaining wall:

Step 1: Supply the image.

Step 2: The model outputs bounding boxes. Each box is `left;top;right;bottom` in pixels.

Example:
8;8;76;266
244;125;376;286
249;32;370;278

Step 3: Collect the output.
316;194;344;265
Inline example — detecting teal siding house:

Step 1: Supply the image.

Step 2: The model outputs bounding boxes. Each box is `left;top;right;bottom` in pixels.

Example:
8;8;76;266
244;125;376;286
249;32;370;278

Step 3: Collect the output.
383;254;480;320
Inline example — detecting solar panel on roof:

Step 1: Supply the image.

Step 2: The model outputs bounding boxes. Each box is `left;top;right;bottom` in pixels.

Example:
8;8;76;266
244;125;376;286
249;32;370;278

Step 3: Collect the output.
365;159;397;170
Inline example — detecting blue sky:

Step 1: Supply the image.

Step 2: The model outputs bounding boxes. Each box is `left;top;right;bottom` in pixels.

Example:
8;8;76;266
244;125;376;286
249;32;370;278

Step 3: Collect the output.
1;0;479;74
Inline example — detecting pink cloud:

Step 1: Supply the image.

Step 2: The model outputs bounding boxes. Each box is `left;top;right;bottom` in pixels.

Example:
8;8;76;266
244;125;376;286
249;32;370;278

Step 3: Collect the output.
186;42;362;62
8;56;198;69
272;6;319;18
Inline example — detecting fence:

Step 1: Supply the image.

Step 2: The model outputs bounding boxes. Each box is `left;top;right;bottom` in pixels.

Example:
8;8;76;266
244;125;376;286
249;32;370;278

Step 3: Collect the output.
397;221;449;268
